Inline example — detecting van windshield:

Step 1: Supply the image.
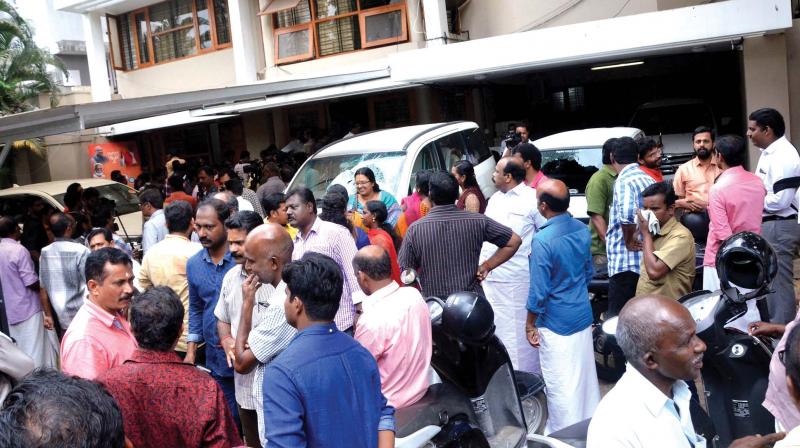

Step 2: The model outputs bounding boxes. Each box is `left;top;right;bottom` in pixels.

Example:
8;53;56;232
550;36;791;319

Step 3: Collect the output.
540;147;602;194
289;152;407;201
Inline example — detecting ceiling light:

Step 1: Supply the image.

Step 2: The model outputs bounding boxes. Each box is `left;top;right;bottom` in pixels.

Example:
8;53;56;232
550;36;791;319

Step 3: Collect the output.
590;61;644;71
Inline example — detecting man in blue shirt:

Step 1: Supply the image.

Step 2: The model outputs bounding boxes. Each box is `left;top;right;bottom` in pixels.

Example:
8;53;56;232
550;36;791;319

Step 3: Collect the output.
606;137;655;316
526;179;600;435
263;252;395;448
185;198;238;425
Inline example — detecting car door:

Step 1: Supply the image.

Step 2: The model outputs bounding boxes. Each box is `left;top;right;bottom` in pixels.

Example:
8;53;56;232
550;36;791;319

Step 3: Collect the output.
405;142;440;196
461;127;497;198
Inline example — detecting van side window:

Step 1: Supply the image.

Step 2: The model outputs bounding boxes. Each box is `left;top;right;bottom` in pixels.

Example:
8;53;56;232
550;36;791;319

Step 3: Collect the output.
408;143;438;195
461;128;492;164
433;132;470;172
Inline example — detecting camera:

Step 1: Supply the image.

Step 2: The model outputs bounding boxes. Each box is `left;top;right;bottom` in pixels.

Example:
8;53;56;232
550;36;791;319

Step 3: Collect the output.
503;130;523;150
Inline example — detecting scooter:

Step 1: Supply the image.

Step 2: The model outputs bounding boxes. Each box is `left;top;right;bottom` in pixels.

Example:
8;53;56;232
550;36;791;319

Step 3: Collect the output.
396;270;548;448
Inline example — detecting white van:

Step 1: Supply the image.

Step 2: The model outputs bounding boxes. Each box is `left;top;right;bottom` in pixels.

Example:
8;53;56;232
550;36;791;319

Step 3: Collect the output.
287;121;497;204
534;127;645;222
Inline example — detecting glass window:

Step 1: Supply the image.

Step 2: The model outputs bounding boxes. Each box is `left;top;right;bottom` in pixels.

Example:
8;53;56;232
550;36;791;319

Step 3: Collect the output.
315;0;356;19
540;147;603;194
214;0;231;44
114;0;230;70
408;144;438;194
273;0;406;64
363;9;402;43
461;128;492;164
317;16;360;56
434;133;469;171
288;152;407;201
278;28;311;60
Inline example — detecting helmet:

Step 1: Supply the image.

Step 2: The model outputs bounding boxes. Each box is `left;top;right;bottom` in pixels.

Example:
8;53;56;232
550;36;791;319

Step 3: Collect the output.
680;211;710;245
716;231;777;302
442;292;495;345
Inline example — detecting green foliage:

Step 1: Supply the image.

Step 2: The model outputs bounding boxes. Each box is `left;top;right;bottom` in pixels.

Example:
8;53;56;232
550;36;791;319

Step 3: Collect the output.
0;0;65;115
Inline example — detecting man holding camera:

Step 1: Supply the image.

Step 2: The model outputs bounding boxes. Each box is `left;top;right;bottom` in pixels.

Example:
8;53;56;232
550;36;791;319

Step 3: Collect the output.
501;123;534;156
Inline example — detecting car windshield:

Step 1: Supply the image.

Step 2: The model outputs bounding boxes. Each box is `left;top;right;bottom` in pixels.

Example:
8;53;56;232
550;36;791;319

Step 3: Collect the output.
289;152;407;201
630;103;714;135
53;183;140;215
540;147;602;194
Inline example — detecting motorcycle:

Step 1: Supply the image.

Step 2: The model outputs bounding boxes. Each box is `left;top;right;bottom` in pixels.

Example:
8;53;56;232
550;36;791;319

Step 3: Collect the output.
594;231;778;448
396;270;548;448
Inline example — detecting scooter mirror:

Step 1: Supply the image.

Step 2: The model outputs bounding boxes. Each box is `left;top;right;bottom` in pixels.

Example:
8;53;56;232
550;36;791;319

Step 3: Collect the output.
602;317;619;336
400;269;418;286
426;297;445;323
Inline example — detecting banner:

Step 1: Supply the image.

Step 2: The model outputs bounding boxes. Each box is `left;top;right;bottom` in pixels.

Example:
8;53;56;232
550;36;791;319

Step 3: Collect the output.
87;142;141;185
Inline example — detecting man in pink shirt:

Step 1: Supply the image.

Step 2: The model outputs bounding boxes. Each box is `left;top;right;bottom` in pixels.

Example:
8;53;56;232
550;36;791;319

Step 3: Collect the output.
61;247;137;380
704;135;767;291
353;245;432;409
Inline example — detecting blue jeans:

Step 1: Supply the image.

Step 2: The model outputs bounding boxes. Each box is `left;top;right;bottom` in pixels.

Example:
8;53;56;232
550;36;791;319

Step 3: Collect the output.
212;374;240;431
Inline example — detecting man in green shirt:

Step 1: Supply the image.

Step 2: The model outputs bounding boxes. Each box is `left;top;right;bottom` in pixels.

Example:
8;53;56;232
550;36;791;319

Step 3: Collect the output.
585;139;618;272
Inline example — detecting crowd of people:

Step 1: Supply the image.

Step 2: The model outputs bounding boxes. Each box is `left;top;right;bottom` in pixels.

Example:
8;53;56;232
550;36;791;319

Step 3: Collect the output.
0;107;798;447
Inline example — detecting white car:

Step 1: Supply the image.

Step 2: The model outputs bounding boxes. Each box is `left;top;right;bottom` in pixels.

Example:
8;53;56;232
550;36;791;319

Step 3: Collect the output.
0;178;143;243
534;127;645;222
287;121;497;205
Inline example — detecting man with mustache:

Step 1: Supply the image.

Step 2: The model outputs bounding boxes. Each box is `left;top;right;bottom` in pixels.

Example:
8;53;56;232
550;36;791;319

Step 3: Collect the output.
213;210;265;446
588;295;783;448
60;247;138;380
186;198;239;426
672;126;722;213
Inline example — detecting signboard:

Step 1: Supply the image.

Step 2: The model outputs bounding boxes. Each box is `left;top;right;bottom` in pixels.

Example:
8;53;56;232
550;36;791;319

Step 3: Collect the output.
87;142;141;184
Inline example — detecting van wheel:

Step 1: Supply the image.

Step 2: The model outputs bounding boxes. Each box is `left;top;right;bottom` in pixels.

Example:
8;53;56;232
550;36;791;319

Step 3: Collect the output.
522;391;548;435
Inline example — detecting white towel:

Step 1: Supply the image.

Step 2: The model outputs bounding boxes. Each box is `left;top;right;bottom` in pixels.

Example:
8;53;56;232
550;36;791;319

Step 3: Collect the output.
640;209;660;235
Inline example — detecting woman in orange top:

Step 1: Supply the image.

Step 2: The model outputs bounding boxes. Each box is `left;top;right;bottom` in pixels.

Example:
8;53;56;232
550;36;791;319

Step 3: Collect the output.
363;200;402;285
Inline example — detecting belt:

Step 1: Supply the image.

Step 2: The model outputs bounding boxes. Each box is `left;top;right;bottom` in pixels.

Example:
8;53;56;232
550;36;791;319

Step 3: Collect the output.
762;214;798;223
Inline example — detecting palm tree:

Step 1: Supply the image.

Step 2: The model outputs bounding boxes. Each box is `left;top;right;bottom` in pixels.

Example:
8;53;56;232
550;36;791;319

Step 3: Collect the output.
0;0;65;115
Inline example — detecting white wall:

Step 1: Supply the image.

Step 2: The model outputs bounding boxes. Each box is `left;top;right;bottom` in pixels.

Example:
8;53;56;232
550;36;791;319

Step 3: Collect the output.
115;49;237;98
15;0;85;52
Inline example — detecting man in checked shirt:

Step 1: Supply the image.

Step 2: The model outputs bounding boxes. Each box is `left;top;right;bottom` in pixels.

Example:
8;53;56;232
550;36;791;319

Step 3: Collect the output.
232;223;296;446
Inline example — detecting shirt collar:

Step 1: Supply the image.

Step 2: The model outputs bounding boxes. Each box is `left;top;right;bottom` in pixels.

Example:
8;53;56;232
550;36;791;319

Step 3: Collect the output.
128;349;183;365
165;234;190;242
692;156;718;168
658;217;678;236
365;282;400;303
430;204;459;214
297;322;338;336
507;182;528;197
0;237;17;245
601;164;617;177
624;364;692;417
201;248;232;265
540;212;570;229
298;217;322;240
529;170;546;188
621;163;641;175
763;136;788;154
84;299;126;329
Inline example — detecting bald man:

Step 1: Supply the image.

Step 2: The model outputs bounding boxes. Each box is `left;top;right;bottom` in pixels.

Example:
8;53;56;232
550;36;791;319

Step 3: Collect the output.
481;157;546;374
525;179;600;434
588;295;783;448
353;245;432;409
232;224;296;446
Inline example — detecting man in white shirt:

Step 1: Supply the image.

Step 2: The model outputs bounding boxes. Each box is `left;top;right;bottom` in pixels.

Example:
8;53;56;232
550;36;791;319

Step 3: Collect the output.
139;188;167;254
748;108;800;324
213;210;267;446
481;157;546;373
588;295;782;448
231;223;296;446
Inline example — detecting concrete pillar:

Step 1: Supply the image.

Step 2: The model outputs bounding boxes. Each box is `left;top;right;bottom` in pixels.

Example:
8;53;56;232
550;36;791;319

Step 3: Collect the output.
742;34;792;170
229;0;259;84
272;109;289;147
415;87;434;123
82;12;112;102
422;0;448;47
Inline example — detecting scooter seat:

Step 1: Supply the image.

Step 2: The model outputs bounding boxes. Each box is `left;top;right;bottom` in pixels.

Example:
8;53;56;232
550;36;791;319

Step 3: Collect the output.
395;383;476;438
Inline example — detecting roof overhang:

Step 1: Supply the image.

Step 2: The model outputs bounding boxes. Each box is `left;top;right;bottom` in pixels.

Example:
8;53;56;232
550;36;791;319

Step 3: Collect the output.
55;0;163;15
389;0;793;83
0;69;399;142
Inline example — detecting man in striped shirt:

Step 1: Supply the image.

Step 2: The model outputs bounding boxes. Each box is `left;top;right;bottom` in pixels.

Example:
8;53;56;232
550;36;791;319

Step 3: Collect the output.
285;187;362;332
606;137;654;316
398;171;521;299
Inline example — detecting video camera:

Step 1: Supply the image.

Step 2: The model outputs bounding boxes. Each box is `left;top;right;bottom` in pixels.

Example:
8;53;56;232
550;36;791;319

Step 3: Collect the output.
503;130;523;150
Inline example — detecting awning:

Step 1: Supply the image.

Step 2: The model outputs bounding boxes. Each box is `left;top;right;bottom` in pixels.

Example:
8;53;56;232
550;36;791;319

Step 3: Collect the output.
259;0;301;16
0;69;395;142
389;0;793;83
102;111;238;136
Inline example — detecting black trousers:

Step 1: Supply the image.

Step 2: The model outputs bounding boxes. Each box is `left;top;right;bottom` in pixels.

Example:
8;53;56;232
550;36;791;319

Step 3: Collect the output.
607;271;640;317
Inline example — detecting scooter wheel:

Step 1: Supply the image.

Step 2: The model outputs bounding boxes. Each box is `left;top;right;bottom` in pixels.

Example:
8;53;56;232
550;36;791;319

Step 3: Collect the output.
522;391;548;435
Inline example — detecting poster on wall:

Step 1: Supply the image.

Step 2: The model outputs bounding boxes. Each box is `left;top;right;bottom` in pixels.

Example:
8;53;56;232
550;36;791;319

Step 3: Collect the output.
87;142;141;185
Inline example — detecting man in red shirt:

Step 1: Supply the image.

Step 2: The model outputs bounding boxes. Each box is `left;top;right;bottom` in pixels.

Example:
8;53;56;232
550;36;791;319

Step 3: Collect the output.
164;175;197;209
637;138;664;182
100;286;242;448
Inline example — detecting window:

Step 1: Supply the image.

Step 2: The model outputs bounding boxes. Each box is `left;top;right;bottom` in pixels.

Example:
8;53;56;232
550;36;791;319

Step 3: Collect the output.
269;0;408;64
408;144;438;194
108;0;231;71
